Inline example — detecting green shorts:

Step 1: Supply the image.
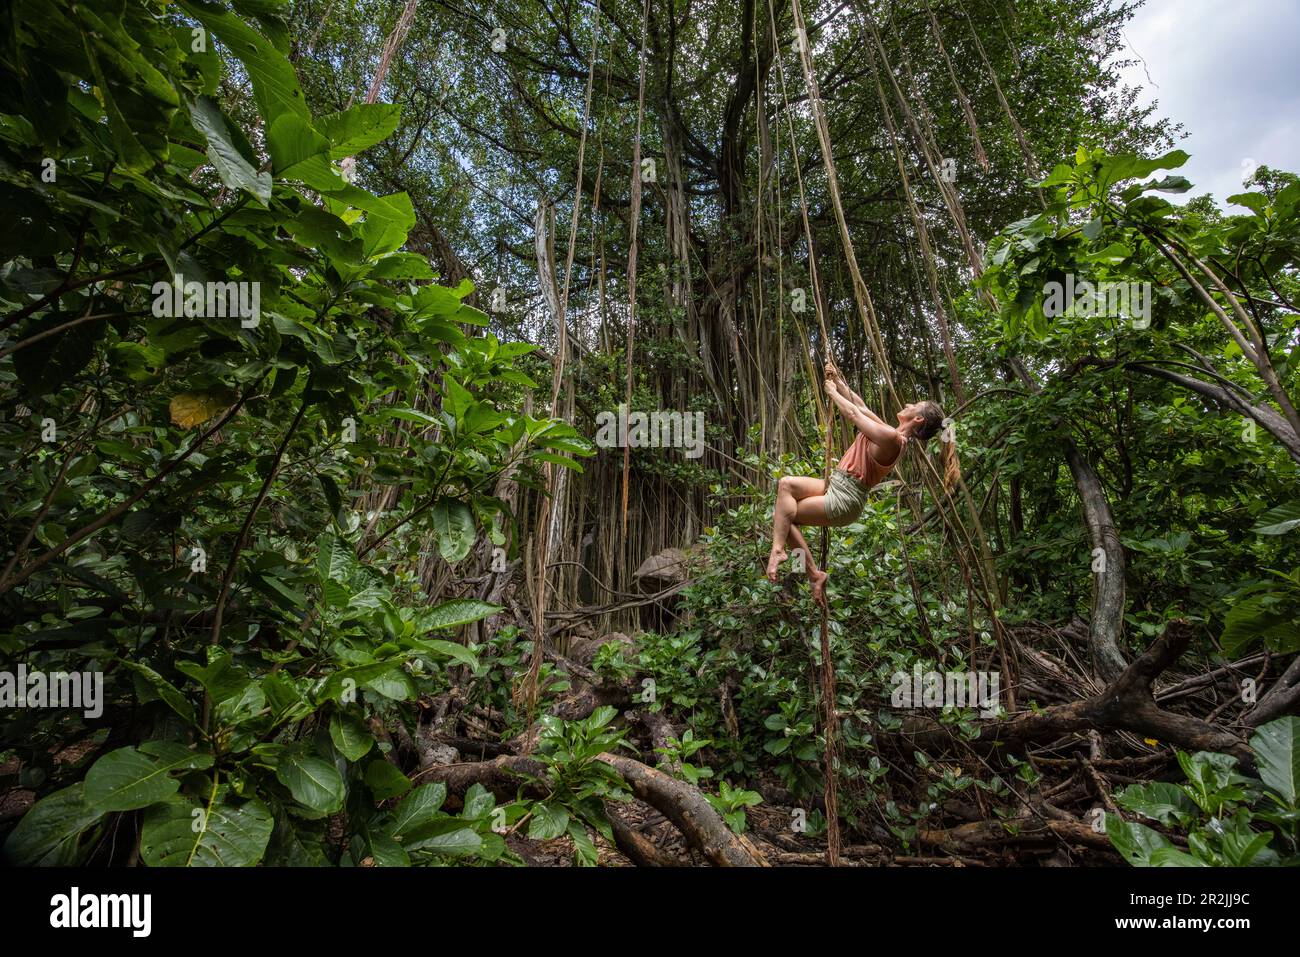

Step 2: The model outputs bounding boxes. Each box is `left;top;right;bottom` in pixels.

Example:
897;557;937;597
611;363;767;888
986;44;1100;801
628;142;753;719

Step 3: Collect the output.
823;468;871;524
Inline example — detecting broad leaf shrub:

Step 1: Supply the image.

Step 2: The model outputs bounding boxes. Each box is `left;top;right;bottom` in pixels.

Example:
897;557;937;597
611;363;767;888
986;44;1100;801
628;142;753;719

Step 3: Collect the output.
1106;717;1300;866
0;0;589;865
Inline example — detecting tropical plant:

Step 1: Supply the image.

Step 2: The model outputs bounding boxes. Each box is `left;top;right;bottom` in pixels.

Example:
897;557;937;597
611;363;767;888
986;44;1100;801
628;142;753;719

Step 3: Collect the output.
0;0;587;866
514;706;633;866
1106;717;1300;866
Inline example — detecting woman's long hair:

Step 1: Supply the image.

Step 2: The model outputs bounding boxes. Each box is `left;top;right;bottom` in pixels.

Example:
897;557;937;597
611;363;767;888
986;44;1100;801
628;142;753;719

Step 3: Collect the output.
913;400;961;492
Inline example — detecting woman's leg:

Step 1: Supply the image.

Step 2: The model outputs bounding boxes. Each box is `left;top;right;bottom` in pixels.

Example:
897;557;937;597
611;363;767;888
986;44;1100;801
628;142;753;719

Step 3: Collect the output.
768;475;825;582
784;523;828;608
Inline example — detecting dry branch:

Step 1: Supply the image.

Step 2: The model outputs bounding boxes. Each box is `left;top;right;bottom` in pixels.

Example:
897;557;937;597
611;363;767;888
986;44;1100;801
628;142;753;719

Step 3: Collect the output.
882;624;1253;768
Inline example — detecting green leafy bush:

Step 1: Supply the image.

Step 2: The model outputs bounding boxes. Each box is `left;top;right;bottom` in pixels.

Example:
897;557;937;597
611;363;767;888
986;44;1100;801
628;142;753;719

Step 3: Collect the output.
1107;717;1300;866
0;0;587;866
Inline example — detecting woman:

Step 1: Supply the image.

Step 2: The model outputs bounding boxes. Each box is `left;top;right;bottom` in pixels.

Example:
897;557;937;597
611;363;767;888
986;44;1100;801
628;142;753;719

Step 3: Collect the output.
766;364;953;605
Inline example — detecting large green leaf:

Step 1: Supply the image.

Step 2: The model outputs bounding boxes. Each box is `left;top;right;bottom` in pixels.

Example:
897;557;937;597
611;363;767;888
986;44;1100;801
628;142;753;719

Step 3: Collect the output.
362;669;416;702
1105;815;1175;866
321;578;351;608
462;783;496;820
527;800;570;841
75;5;179;170
568;819;597;865
1;784;104;866
363;760;411;800
417;639;481;670
188;96;270;203
384;783;448;841
314;658;404;703
178;0;309;124
1222;591;1300;656
275;753;345;813
1254;502;1300;536
121;661;196;725
403;819;483;857
1252;717;1300;808
379;406;440;428
1114;781;1197;826
84;743;213;812
177;650;251;706
267;112;331;175
365;831;410;867
356;192;416;259
316;531;358;583
140;795;273;867
443;376;473;421
264;817;331;867
328;711;374;761
421;598;500;632
369;252;435;280
1148;846;1209;866
318;103;402;159
430;499;475;563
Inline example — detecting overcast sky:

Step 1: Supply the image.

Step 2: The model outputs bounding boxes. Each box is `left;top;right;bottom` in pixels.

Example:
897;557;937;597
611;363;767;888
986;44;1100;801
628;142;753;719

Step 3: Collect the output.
1115;0;1300;209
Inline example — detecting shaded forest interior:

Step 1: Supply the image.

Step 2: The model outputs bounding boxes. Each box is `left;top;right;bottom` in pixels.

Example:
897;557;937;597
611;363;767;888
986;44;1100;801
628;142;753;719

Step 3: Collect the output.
1;0;1298;868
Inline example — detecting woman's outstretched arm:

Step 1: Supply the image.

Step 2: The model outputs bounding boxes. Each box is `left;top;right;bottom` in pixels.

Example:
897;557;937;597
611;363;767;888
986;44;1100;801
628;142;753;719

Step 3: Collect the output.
826;364;886;424
827;379;902;450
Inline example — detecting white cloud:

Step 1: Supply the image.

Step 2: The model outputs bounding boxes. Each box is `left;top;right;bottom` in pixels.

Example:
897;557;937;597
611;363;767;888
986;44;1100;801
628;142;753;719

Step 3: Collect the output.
1116;0;1300;209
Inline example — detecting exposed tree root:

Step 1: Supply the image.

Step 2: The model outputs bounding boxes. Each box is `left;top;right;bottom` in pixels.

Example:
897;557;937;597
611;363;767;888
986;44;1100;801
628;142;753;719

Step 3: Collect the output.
415;748;762;866
416;754;548;806
881;623;1254;769
398;613;1280;867
607;804;684;866
596;753;765;866
917;814;1117;854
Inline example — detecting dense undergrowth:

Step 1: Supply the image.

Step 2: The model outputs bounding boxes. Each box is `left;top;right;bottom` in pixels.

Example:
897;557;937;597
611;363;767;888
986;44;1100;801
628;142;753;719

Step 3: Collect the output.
2;0;1299;868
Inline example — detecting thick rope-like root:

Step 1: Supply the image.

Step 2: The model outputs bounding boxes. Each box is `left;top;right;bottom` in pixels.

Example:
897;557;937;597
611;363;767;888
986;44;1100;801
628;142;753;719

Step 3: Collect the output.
595;754;765;867
607;803;684;866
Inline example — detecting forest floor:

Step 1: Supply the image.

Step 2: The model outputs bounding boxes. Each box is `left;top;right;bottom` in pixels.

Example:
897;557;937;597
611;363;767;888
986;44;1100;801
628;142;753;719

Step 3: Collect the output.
383;604;1233;867
0;607;1245;867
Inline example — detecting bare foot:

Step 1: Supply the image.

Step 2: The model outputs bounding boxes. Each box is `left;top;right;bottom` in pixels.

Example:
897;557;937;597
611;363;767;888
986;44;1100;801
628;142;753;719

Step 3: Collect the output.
810;569;829;607
766;546;788;583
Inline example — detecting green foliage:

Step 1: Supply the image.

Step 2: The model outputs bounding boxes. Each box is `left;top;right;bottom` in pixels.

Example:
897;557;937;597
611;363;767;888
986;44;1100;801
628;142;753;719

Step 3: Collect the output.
704;779;762;834
655;729;714;786
1106;718;1300;866
361;782;513;866
516;707;633;866
976;147;1299;653
1221;569;1300;656
600;492;1000;824
0;0;587;866
2;0;1296;871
